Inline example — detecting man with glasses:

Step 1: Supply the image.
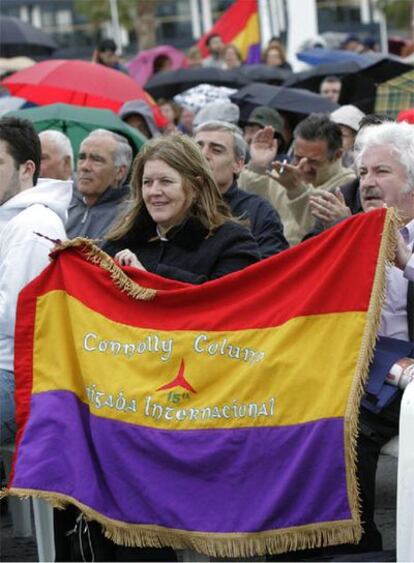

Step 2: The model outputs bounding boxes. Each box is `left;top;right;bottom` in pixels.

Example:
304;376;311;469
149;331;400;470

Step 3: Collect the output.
268;113;355;235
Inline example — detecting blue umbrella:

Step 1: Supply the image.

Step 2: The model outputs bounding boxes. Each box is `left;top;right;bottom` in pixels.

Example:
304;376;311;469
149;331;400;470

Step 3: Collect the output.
297;48;371;66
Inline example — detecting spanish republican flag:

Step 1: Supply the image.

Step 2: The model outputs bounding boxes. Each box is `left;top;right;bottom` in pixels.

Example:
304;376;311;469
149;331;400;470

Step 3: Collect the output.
197;0;260;63
7;209;395;557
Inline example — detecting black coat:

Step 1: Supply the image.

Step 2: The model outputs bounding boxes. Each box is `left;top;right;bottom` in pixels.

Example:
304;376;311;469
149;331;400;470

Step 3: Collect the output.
103;209;260;285
224;182;289;258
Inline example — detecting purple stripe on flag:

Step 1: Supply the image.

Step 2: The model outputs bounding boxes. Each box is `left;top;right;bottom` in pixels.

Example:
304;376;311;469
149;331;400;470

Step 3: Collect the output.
246;43;261;64
13;391;351;533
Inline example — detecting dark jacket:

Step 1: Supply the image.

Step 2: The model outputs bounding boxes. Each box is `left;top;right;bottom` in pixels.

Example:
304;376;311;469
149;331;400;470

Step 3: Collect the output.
103;209;260;285
224;182;288;258
66;184;130;244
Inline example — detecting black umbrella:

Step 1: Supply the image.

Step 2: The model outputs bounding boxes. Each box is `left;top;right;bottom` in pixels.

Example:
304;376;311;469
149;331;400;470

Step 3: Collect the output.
282;60;364;92
231;83;338;123
338;55;413;113
0;16;57;58
144;67;251;99
235;64;292;85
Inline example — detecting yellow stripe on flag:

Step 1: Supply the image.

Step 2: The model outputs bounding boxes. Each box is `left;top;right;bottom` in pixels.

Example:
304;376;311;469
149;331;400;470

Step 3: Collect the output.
33;291;366;430
231;13;260;60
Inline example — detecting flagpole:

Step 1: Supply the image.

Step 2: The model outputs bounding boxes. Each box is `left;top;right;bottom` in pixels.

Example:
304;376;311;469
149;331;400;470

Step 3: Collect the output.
258;0;272;49
285;0;318;71
200;0;212;33
190;0;202;39
109;0;122;54
274;0;286;33
269;0;281;37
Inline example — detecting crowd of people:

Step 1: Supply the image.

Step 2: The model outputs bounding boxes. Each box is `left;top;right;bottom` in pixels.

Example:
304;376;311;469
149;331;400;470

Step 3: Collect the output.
1;28;414;563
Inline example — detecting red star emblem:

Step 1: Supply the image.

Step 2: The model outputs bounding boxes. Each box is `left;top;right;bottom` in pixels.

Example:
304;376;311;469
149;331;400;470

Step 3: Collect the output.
156;359;196;393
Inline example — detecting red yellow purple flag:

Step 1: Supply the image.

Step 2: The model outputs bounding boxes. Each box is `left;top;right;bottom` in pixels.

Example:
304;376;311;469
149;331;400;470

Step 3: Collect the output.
197;0;260;63
6;209;396;557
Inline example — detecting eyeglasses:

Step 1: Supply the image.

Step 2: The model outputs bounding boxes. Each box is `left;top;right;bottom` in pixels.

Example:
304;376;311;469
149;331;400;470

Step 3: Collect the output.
292;154;331;168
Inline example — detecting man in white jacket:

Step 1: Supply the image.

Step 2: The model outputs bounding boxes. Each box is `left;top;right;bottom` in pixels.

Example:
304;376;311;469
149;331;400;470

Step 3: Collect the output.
0;117;72;444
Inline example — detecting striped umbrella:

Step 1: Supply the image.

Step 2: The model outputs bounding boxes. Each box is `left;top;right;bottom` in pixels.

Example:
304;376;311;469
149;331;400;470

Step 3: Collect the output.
375;70;414;119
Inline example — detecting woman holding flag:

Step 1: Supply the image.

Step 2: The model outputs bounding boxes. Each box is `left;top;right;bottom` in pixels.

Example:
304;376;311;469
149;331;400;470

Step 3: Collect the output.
54;135;260;561
104;134;260;284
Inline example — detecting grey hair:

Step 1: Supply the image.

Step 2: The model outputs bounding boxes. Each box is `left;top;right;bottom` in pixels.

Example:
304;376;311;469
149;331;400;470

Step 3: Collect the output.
354;121;414;192
39;130;74;169
85;128;133;176
194;120;247;161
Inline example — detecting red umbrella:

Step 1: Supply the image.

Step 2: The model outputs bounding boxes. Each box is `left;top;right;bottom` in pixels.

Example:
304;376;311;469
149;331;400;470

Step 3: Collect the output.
2;59;166;127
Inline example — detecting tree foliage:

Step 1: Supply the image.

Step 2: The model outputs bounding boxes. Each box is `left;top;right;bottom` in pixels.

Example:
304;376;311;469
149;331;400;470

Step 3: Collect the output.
377;0;412;30
74;0;137;31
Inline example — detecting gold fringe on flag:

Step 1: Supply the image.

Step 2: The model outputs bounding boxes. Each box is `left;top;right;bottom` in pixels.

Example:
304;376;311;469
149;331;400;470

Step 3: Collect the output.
344;206;400;539
51;237;157;301
6;488;363;557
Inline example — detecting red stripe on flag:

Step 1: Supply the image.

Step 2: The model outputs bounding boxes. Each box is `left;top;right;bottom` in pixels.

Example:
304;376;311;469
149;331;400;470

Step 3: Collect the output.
11;285;38;485
197;0;258;58
20;210;386;332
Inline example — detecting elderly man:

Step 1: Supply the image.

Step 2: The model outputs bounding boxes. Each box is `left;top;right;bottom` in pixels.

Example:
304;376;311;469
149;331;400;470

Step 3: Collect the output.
194;120;288;258
0;117;72;443
39;130;74;180
288;121;414;558
347;121;414;553
66;129;132;242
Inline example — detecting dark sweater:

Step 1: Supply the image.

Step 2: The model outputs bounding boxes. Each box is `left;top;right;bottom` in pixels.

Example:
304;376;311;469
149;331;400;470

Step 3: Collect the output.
103;210;260;285
224;182;289;258
66;184;130;244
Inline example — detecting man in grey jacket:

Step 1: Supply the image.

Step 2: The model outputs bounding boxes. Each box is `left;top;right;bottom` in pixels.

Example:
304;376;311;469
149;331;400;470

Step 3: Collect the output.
66;129;132;243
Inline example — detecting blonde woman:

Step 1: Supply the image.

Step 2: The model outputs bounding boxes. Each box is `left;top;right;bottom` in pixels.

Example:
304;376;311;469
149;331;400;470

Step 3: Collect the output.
104;134;259;284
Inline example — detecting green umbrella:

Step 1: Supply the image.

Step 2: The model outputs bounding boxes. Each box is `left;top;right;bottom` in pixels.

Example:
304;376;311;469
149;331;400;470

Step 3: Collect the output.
6;103;146;160
375;70;414;119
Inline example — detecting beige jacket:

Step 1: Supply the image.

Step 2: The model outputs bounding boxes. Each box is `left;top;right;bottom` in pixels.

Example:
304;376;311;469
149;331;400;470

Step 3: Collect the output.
239;166;303;246
239;161;355;243
286;161;355;235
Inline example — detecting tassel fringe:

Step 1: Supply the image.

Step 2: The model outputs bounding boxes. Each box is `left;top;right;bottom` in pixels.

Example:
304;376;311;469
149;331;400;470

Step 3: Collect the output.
52;237;156;301
5;488;361;557
344;207;400;534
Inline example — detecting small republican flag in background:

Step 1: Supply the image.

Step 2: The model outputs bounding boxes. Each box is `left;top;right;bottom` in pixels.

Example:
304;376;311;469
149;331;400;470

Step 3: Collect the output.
197;0;261;64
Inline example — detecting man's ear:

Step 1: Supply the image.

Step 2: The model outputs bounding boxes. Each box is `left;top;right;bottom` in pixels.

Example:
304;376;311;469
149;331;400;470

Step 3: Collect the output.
63;156;72;178
334;148;343;161
20;160;36;185
233;157;245;175
115;164;128;185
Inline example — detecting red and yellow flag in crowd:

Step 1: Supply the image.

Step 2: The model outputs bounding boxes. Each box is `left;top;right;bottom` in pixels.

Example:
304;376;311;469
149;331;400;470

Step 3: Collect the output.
197;0;260;63
6;209;395;557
